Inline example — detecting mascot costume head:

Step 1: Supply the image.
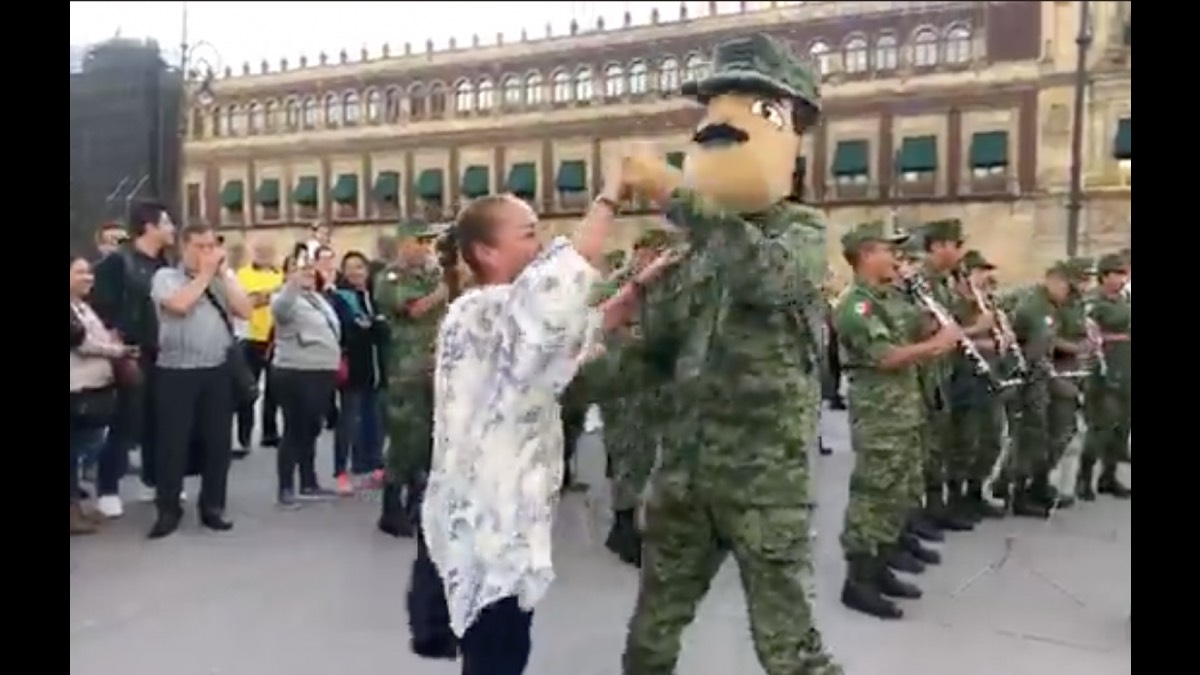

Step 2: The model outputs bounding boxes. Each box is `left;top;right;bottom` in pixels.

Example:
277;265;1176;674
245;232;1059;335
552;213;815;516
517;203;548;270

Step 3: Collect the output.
623;33;821;214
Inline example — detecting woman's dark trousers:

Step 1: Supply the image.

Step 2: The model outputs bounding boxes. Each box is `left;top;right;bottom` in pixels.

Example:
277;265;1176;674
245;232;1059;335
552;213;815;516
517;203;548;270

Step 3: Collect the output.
274;368;336;492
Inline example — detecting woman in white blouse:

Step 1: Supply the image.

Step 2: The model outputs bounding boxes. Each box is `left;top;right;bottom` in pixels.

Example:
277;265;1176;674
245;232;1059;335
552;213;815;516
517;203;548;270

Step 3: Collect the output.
70;255;136;535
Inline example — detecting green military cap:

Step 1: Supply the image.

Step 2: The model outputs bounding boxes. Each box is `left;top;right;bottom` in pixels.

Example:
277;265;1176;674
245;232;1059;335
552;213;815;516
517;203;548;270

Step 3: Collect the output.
1065;256;1095;283
633;230;670;250
604;249;627;268
1097;252;1127;275
681;33;821;127
840;219;910;255
397;220;449;240
962;249;995;271
1118;247;1131;263
1045;261;1072;278
922;218;964;245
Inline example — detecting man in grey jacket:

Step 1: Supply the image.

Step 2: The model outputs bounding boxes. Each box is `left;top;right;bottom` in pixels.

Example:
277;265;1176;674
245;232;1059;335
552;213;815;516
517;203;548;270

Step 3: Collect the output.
270;251;343;506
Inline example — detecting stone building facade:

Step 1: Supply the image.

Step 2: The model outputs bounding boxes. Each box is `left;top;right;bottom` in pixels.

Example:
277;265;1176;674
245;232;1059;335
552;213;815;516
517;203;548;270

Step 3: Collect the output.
183;0;1131;284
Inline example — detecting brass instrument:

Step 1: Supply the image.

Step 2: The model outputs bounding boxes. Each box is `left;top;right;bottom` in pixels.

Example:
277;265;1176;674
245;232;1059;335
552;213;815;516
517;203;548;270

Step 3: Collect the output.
902;273;1021;390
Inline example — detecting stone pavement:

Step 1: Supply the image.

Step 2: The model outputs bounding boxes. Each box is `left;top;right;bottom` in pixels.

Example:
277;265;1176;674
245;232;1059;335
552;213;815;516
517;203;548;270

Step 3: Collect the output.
70;409;1131;675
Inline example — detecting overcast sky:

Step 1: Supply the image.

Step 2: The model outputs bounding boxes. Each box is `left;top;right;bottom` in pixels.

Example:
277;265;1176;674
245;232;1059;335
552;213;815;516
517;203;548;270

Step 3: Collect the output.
69;1;772;71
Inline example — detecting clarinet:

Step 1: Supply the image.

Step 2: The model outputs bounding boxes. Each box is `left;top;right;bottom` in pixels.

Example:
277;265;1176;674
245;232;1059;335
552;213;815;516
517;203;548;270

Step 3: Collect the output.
903;273;1020;390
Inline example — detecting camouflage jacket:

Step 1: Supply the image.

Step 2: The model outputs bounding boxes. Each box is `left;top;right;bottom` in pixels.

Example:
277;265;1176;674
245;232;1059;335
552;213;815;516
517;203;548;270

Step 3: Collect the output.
1051;292;1089;366
836;280;925;431
1086;289;1131;386
375;259;444;383
639;190;826;505
1012;284;1058;367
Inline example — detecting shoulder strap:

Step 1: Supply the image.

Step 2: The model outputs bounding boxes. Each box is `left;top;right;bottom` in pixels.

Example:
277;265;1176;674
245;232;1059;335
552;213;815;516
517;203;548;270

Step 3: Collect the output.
203;287;236;337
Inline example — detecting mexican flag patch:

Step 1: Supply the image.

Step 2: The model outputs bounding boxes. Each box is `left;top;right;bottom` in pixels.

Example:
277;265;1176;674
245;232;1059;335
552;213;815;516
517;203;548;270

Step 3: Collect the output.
855;300;871;317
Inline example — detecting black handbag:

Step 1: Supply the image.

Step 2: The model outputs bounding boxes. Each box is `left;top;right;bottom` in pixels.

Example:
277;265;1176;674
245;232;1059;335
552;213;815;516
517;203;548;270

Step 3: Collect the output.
70;386;118;429
204;288;260;408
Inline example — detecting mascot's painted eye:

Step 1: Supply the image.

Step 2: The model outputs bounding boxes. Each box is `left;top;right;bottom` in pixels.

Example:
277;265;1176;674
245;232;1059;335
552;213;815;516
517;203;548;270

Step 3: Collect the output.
750;99;786;130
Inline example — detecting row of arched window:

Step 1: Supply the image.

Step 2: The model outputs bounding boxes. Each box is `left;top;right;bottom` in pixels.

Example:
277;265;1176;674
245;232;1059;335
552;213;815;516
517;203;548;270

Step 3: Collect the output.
193;24;976;140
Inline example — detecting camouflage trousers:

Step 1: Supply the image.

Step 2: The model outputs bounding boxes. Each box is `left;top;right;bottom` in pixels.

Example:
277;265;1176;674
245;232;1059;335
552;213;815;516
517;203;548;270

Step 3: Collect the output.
622;478;842;675
385;376;434;485
920;401;951;488
841;423;924;558
602;401;659;512
1012;375;1051;478
949;373;1005;483
1046;388;1081;470
1083;379;1131;468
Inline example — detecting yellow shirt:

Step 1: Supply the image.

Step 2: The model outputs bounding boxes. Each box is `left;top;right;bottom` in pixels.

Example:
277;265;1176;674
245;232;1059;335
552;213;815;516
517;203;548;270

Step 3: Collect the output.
236;265;284;342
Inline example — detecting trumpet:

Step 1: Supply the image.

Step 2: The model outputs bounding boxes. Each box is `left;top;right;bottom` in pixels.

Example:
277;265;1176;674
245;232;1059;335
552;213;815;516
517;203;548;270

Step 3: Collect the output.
902;273;1021;390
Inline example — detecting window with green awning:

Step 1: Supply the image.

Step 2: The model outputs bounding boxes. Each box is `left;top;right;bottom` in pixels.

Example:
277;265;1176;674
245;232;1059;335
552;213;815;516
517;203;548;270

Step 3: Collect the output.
506;163;537;199
831;140;870;177
896;136;938;173
666;152;685;169
331;174;358;205
292;176;319;206
1113;118;1131;160
220;180;244;210
415;169;444;202
372;171;400;202
460;166;491;199
555;160;587;193
256;178;280;206
969;131;1009;169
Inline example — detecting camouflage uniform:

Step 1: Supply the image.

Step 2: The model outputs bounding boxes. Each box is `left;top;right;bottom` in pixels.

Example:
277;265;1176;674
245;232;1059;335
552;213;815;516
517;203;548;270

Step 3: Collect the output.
914;219;972;530
1009;273;1065;516
835;224;925;562
946;250;1006;518
1047;266;1091;471
1081;254;1132;498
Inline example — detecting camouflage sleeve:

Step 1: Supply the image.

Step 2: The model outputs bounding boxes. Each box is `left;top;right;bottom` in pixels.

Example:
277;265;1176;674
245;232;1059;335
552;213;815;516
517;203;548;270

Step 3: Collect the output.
1089;296;1130;333
637;264;689;379
1010;295;1041;343
834;295;896;367
377;269;433;318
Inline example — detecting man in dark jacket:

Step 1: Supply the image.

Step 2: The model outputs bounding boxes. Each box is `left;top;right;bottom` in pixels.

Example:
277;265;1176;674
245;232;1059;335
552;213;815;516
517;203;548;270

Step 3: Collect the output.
88;200;175;518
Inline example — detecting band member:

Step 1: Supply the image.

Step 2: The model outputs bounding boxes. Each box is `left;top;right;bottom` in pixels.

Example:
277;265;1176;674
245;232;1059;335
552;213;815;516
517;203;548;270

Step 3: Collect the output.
836;221;961;620
1042;260;1095;507
1008;263;1076;518
1080;253;1131;499
947;250;1006;520
915;219;974;533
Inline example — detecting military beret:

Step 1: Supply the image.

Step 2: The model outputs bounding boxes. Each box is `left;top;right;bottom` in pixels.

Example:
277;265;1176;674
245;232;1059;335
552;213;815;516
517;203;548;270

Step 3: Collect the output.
962;249;995;271
922;218;963;245
841;219;909;255
681;33;821;127
1097;253;1128;275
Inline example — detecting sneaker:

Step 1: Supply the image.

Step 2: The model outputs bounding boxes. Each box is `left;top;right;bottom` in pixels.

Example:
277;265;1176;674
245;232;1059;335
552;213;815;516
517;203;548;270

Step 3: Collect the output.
96;495;124;518
361;469;385;489
298;485;337;501
277;489;300;509
335;473;354;496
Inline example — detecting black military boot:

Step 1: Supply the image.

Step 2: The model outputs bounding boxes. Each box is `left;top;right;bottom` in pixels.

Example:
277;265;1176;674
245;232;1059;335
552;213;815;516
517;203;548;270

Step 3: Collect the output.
840;554;903;620
875;558;923;599
900;532;941;565
966;480;1006;519
1010;478;1050;519
1076;460;1097;501
377;482;414;538
947;480;982;524
926;486;974;532
882;543;926;574
605;509;642;567
1097;463;1131;498
906;510;945;543
989;476;1012;504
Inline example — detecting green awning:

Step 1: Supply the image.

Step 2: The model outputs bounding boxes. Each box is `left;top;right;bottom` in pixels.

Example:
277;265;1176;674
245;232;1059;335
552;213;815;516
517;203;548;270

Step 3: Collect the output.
292;176;319;206
969;131;1009;169
460;165;490;199
556;160;587;193
220;180;244;209
506;163;537;199
1113;118;1131;160
831;140;869;177
896;136;938;172
256;179;279;206
666;152;685;169
331;174;358;205
372;171;400;202
415;169;444;202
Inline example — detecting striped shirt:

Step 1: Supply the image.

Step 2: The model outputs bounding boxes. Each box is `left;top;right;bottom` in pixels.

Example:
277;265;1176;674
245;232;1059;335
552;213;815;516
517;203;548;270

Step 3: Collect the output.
150;267;233;369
